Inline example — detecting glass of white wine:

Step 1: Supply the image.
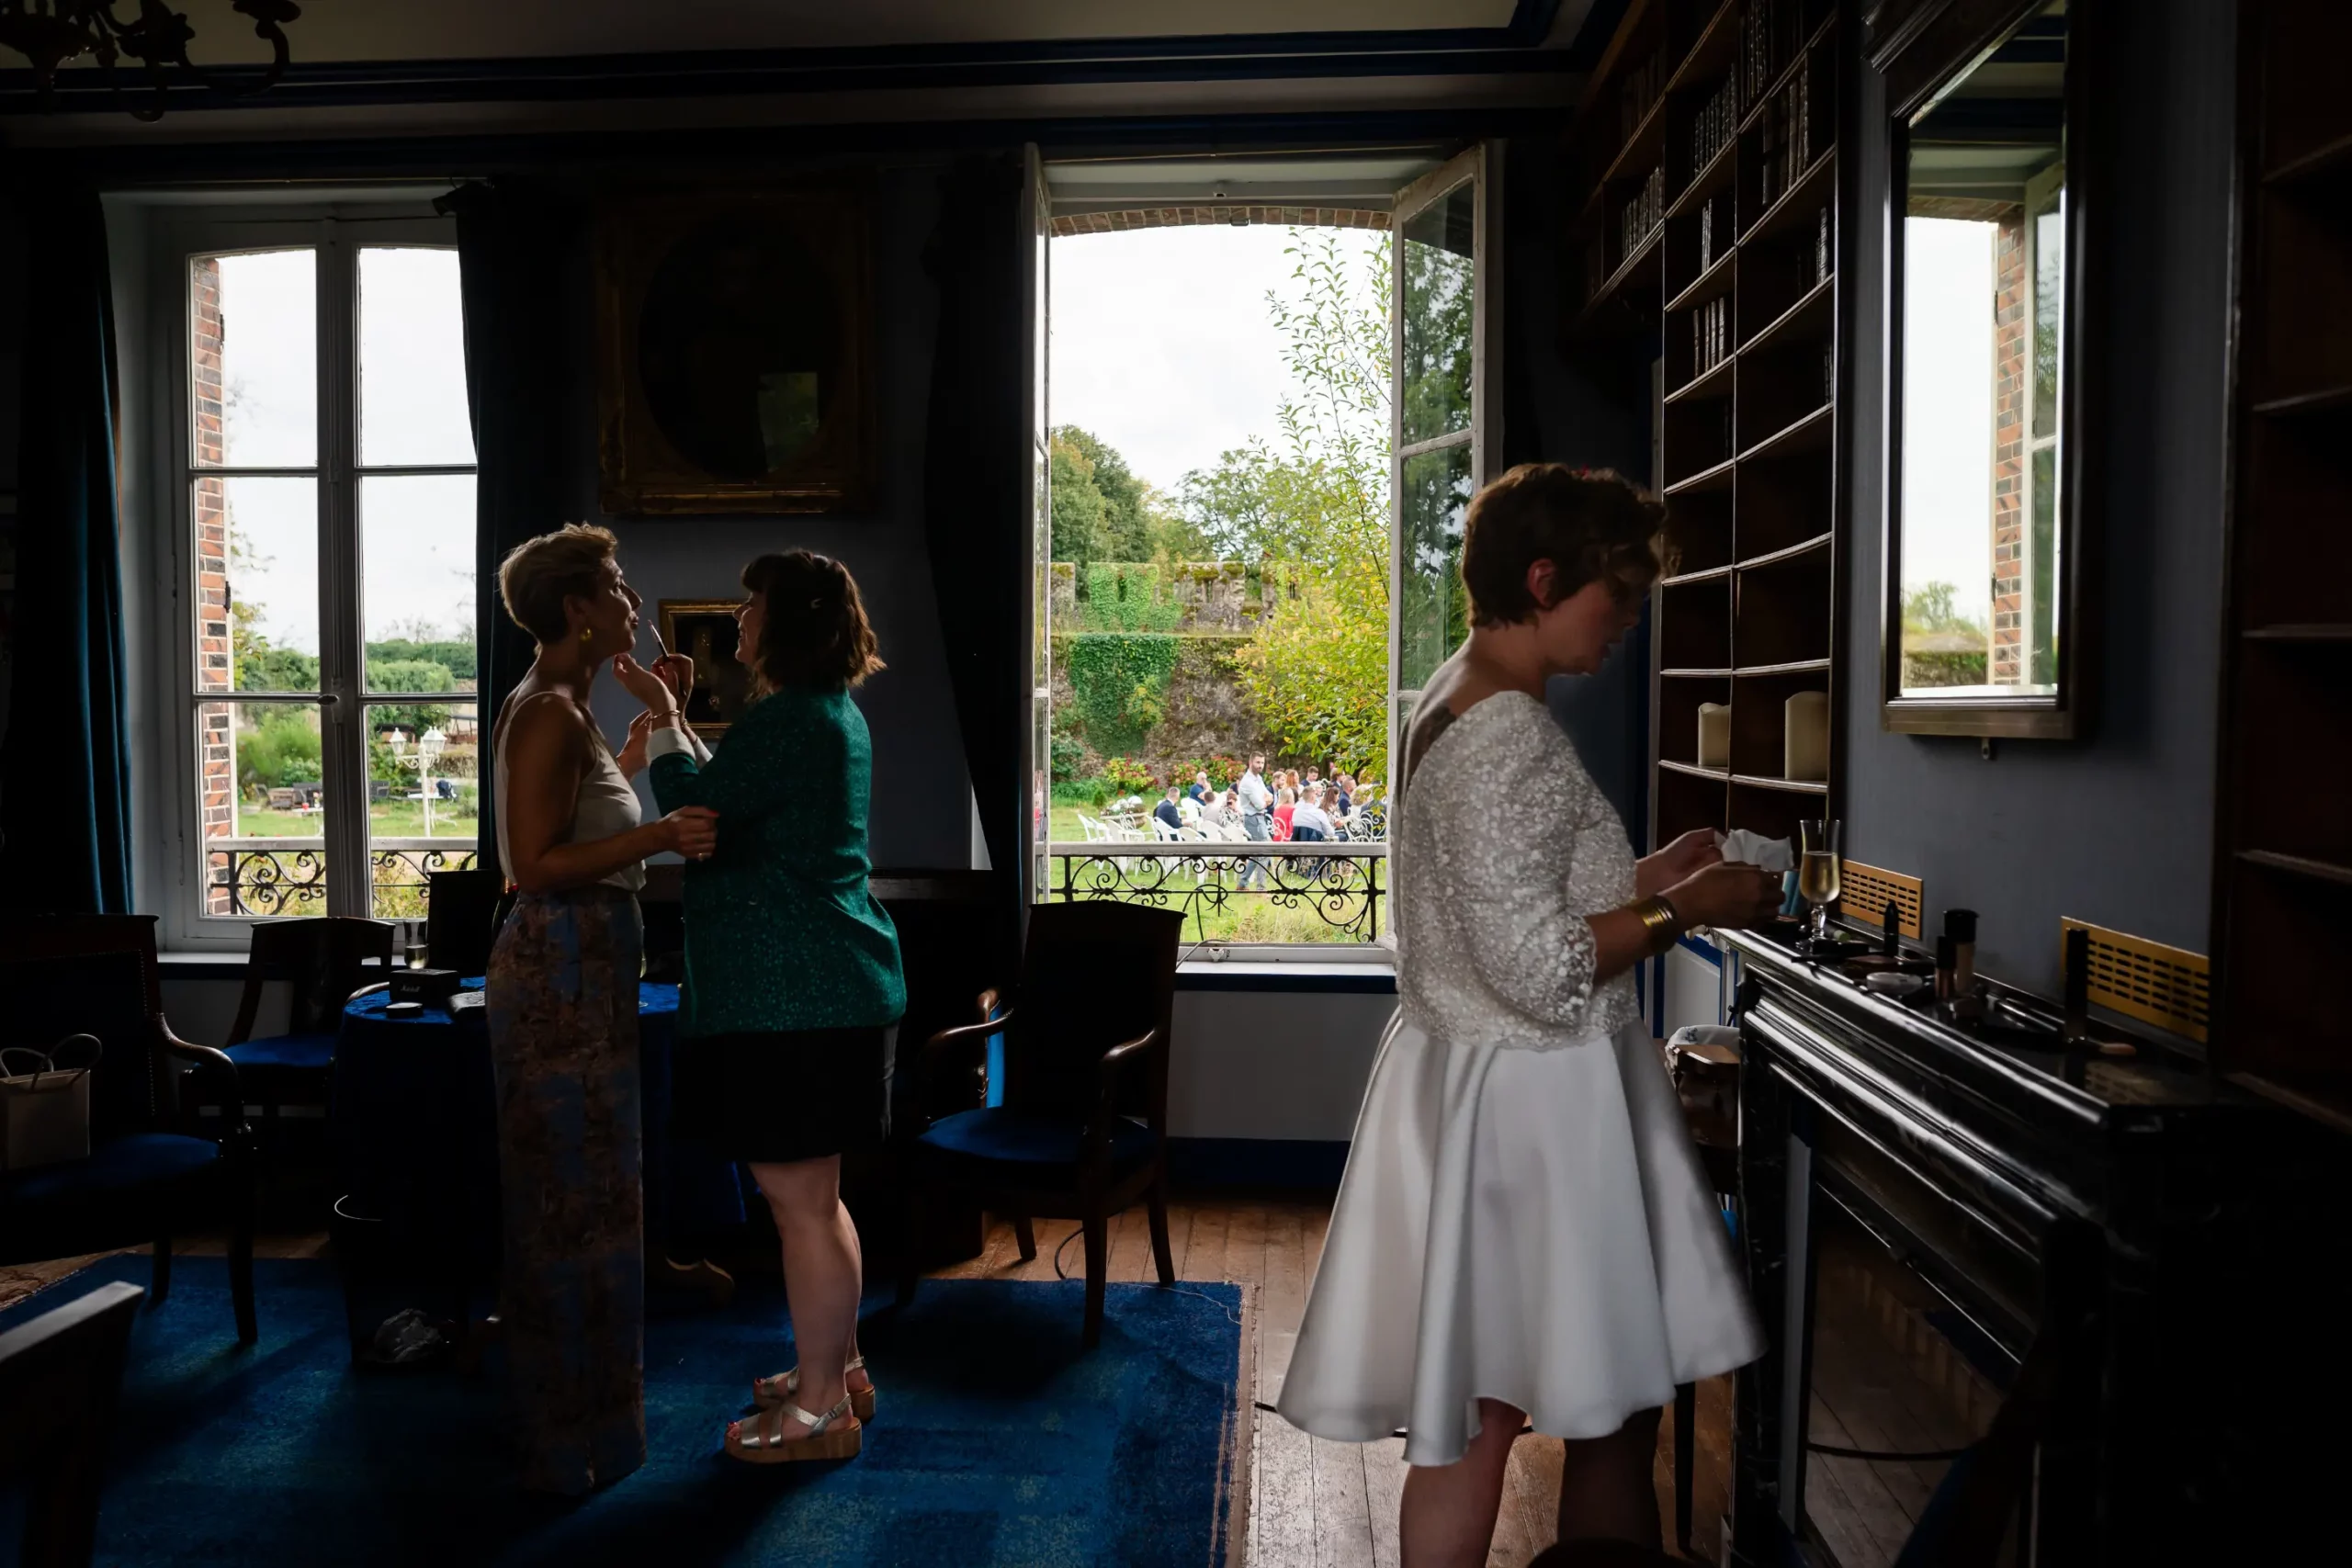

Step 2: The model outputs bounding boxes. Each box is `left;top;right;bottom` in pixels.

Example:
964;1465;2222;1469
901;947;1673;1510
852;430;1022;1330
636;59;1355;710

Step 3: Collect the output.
1798;818;1842;948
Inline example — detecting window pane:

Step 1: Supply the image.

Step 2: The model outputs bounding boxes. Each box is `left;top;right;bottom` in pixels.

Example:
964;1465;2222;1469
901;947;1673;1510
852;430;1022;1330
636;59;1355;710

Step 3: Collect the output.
199;699;331;918
1400;181;1476;446
359;247;476;467
197;475;318;694
1397;442;1474;689
367;703;481;919
361;474;478;693
192;250;315;468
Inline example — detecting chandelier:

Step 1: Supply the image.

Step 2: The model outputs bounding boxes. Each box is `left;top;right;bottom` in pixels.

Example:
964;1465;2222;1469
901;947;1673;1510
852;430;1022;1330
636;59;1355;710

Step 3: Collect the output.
0;1;301;121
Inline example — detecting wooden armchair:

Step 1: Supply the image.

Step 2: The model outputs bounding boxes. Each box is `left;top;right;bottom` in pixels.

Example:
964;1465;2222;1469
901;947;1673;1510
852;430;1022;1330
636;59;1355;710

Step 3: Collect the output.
896;902;1184;1348
0;915;256;1343
222;916;394;1142
0;1280;143;1568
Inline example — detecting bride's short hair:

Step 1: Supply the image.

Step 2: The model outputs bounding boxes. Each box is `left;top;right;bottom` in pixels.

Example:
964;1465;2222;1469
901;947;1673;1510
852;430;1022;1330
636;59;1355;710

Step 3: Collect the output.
1459;465;1671;626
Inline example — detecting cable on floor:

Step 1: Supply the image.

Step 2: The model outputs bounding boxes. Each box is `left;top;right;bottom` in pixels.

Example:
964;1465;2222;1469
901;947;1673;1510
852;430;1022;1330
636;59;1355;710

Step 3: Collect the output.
1806;1440;1970;1462
1049;1224;1244;1327
1249;1399;1530;1442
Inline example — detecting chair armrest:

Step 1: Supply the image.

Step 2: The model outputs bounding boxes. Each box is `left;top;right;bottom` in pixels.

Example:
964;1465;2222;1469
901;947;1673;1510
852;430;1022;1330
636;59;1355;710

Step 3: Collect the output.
910;998;1012;1127
1083;1027;1160;1165
161;1020;246;1136
347;980;390;1006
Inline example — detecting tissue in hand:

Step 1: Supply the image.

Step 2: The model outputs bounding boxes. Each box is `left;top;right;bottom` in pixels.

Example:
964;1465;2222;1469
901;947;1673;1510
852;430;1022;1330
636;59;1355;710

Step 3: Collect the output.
1715;829;1794;874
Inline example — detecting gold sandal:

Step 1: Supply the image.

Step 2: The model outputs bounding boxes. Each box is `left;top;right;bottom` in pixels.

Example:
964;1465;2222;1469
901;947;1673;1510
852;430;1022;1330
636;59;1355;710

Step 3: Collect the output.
724;1393;862;1464
753;1355;876;1422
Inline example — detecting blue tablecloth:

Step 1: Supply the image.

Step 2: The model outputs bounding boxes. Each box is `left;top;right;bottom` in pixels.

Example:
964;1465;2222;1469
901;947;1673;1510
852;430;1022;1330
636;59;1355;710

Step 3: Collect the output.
334;979;745;1265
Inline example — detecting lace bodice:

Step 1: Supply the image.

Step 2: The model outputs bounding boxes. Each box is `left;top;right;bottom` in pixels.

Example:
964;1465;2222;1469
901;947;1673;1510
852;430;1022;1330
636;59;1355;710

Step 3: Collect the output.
1394;691;1641;1048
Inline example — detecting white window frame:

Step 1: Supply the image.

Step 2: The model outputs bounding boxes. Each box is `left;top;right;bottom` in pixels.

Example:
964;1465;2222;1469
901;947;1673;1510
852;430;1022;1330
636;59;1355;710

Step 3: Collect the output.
1386;142;1504;784
146;201;473;950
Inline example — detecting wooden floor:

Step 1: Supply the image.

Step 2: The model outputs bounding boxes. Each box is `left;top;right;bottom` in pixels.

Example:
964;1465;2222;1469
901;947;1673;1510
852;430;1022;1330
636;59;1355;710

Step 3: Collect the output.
927;1195;1735;1568
3;1192;1735;1568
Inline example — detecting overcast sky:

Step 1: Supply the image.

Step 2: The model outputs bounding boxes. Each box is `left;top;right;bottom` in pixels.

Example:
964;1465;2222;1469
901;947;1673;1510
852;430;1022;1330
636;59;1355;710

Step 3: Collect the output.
215;246;476;665
1901;216;2004;624
1050;224;1386;498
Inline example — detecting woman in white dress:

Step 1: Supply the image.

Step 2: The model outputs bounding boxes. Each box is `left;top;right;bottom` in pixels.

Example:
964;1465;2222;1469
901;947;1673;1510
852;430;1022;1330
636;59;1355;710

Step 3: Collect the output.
1277;465;1785;1565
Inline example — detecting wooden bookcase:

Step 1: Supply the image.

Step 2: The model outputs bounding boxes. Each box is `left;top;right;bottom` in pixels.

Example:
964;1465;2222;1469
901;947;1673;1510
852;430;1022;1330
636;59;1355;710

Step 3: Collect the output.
2211;0;2352;1131
1565;0;1848;852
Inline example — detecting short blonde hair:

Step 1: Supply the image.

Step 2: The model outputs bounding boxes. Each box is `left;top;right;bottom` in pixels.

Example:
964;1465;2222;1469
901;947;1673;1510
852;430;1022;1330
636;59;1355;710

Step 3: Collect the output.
498;524;619;645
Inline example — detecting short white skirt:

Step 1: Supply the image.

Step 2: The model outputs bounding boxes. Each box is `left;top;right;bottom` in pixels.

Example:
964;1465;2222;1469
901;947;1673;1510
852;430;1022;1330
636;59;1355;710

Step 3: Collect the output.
1275;1010;1764;1466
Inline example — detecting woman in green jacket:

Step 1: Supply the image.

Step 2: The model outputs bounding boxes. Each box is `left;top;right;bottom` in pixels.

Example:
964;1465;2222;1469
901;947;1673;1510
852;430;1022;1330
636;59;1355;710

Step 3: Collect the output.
617;549;905;1465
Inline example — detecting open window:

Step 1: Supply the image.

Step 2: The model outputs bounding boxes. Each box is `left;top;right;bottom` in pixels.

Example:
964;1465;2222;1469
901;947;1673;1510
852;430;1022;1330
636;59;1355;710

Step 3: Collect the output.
1032;143;1497;953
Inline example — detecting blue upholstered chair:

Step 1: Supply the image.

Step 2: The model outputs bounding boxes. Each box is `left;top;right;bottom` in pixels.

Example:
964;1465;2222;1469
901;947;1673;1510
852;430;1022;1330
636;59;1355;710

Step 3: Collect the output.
897;902;1183;1348
0;915;256;1343
222;917;394;1145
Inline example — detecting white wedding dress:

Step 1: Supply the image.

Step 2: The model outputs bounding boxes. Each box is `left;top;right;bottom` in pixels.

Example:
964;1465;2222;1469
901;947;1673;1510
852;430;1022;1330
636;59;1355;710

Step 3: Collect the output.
1276;691;1762;1466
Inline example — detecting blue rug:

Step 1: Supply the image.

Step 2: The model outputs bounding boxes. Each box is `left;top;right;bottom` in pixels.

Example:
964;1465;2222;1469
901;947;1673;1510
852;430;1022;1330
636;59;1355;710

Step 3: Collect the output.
0;1258;1243;1567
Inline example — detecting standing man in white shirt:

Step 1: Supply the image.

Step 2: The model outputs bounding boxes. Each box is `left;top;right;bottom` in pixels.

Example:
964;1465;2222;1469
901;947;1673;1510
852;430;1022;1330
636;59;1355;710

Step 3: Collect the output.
1235;752;1274;890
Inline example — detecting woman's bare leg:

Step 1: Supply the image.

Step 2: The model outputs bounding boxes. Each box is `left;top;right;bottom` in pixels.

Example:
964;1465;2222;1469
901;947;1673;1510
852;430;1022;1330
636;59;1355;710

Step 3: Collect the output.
741;1157;860;1423
1555;1406;1665;1550
1399;1398;1522;1568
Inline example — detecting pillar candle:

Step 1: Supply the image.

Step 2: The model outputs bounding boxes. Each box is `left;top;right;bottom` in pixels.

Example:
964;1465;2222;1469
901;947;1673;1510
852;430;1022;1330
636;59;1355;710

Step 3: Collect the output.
1784;690;1829;781
1697;702;1731;769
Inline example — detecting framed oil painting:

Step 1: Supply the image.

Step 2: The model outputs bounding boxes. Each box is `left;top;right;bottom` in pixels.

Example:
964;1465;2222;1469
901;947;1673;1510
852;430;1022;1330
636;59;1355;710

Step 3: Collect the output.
596;186;874;514
657;601;755;739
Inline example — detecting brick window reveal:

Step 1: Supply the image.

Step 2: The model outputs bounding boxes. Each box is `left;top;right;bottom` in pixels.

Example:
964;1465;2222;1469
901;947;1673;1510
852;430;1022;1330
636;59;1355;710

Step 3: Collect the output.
192;256;234;912
1051;206;1389;239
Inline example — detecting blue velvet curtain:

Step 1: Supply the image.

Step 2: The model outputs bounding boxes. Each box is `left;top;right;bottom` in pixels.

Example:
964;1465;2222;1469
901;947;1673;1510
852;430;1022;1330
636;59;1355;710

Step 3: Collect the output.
435;181;578;858
0;186;133;916
922;156;1029;965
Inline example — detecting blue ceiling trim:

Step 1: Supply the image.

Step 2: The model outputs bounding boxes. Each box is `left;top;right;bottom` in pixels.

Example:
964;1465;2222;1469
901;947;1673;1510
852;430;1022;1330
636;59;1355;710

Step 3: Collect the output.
0;18;1586;117
1561;0;1634;70
1509;0;1570;47
40;105;1569;183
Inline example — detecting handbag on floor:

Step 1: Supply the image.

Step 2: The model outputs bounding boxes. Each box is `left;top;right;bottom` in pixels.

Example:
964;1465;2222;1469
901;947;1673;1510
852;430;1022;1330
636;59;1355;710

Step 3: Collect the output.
1;1033;103;1171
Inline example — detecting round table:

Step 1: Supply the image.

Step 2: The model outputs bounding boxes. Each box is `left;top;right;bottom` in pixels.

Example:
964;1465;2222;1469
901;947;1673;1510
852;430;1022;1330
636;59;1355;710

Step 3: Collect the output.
333;979;747;1279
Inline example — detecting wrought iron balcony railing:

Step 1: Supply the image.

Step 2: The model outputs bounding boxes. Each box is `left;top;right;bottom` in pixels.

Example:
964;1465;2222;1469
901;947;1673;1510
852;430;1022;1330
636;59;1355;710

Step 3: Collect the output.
1046;840;1387;945
205;837;479;918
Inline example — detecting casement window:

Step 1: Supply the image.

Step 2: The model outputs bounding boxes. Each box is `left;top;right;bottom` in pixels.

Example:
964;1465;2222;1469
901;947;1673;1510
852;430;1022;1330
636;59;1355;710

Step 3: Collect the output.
161;210;479;942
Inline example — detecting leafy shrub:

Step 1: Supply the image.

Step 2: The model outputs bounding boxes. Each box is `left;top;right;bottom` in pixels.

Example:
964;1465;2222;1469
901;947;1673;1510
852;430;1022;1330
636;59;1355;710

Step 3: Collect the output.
1100;756;1158;796
236;712;322;796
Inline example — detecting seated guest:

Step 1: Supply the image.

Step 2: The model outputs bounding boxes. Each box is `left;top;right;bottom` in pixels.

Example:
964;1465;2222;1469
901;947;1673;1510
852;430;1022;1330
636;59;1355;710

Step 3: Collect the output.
1202;789;1242;837
1272;786;1297;841
1291;785;1335;842
1333;774;1355;818
487;524;718;1495
1153;785;1186;835
1187;770;1212;805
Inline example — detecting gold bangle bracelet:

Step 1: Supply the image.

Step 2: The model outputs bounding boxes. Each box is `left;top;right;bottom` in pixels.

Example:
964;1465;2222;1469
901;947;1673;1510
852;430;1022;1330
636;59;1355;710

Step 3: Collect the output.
1634;896;1682;953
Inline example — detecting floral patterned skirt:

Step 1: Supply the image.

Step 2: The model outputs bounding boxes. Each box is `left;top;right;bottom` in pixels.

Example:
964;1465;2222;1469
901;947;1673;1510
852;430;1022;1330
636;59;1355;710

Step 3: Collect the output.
485;886;645;1495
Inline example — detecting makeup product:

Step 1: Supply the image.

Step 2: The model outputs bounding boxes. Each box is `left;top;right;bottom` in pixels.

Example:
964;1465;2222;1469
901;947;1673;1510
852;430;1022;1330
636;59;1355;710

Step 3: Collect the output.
1882;900;1901;957
2063;926;2090;1045
1864;970;1927;999
1934;935;1956;1001
1945;908;1978;993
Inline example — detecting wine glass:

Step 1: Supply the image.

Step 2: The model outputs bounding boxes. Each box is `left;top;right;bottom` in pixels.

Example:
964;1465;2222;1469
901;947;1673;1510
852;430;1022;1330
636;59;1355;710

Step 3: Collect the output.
1798;818;1842;949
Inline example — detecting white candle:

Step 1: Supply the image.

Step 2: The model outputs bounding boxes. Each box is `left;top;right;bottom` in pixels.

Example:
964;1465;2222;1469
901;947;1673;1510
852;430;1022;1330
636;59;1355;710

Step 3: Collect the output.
1697;703;1731;769
1784;690;1829;781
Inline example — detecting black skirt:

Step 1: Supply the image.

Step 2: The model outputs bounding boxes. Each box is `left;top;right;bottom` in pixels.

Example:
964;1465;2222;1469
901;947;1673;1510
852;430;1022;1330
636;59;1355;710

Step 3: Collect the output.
672;1024;898;1164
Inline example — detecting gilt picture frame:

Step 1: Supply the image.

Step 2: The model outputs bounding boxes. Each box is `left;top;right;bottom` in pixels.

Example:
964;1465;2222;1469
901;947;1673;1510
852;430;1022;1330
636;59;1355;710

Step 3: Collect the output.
656;601;754;740
596;185;875;515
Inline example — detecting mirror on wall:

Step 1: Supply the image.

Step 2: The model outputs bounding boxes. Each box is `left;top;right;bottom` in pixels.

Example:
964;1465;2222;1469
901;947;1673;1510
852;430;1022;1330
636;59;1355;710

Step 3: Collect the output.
1885;0;2086;737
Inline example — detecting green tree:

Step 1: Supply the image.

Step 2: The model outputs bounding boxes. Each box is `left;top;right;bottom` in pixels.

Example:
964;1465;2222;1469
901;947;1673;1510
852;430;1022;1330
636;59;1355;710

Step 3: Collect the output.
1048;430;1111;570
1182;230;1394;778
370;660;457;734
234;709;322;795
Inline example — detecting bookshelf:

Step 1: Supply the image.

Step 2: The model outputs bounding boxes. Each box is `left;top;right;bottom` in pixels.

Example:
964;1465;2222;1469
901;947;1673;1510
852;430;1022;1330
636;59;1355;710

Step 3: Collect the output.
1565;0;1847;852
2211;0;2352;1132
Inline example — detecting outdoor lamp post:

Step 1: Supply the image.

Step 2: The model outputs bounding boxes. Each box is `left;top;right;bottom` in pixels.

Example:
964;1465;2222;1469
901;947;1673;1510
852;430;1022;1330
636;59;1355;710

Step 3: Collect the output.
385;726;448;835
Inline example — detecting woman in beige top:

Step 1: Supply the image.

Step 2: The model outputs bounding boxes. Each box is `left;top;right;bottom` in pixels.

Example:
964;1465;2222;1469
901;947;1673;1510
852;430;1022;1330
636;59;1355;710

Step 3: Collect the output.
483;523;717;1495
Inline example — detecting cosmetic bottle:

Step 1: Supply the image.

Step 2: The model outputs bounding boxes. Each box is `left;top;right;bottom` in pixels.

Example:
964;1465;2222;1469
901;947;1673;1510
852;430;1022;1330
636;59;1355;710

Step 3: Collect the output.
1934;936;1956;1001
1945;908;1978;993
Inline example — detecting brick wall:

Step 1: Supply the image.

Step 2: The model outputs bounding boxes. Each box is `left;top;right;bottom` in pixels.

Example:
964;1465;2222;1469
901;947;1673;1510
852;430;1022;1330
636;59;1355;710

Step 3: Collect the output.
1989;210;2028;685
1051;206;1389;238
191;256;233;913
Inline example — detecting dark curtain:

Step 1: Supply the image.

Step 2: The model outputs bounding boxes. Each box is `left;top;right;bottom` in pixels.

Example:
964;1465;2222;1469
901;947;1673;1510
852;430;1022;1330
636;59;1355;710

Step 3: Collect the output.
922;156;1029;963
0;186;133;915
435;181;577;858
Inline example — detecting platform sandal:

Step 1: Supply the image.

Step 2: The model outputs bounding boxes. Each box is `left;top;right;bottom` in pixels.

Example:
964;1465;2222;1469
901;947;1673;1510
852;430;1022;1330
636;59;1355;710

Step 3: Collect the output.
752;1356;875;1422
724;1393;862;1464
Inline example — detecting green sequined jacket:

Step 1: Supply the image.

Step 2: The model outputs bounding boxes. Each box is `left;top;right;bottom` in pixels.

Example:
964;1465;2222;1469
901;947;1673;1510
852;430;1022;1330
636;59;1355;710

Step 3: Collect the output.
647;685;905;1037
